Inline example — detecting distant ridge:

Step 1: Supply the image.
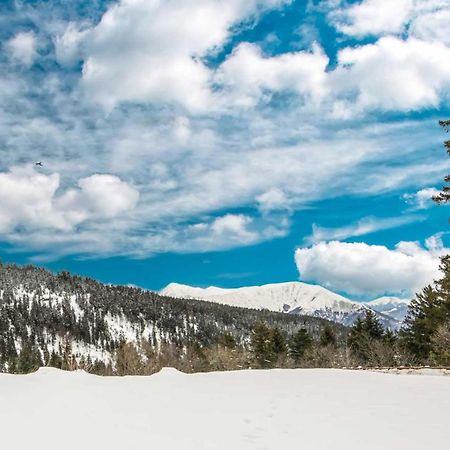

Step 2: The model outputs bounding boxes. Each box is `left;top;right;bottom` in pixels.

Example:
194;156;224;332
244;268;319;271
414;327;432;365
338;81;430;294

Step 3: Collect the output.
161;281;409;329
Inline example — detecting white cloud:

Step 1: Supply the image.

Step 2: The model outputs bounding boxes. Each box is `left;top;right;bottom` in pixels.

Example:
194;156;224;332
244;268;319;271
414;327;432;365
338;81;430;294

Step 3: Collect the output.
53;0;450;117
216;42;329;107
58;0;291;111
403;187;440;210
0;167;139;233
54;23;89;67
411;7;450;45
57;174;140;221
4;31;38;66
332;0;413;37
187;214;259;249
305;215;422;244
256;188;291;213
0;166;61;232
190;214;289;254
331;0;450;39
211;214;254;238
1;1;449;260
295;236;448;297
332;37;450;113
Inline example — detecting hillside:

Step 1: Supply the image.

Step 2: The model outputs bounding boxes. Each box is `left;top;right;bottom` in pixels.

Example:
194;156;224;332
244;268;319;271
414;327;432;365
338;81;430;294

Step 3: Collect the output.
161;282;406;329
0;263;345;373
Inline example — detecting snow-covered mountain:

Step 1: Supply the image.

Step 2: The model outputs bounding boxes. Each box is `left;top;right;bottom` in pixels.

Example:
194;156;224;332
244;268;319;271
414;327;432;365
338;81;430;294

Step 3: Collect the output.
161;282;403;329
1;263;341;373
366;297;411;323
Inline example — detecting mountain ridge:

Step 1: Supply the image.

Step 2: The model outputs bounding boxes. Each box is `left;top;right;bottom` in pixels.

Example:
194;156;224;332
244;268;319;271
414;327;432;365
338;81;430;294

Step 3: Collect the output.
161;281;410;329
0;263;345;372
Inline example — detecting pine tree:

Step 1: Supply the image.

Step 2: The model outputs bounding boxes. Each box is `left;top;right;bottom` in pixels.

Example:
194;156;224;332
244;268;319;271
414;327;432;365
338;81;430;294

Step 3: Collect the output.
319;323;337;347
433;119;450;205
16;343;43;374
363;310;384;340
270;327;287;355
48;351;63;369
250;322;274;368
288;328;312;364
218;333;236;350
401;256;450;362
348;311;385;363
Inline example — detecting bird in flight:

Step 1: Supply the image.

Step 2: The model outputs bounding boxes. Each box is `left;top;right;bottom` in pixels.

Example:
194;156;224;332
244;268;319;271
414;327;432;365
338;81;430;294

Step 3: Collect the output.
35;162;43;167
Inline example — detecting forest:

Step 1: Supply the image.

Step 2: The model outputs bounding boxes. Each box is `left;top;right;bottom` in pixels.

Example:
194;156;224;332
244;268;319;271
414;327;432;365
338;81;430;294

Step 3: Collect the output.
0;257;448;375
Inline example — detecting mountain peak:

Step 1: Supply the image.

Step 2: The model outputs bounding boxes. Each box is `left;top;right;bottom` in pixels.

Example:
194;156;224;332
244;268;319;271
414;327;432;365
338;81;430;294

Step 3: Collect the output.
161;281;403;329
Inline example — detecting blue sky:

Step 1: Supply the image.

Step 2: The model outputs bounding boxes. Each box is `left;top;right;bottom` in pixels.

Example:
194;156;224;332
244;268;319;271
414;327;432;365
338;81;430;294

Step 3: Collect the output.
1;0;450;300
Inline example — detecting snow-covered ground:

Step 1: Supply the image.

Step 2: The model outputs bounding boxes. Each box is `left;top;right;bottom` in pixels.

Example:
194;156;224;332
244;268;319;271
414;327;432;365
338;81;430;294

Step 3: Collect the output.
1;368;449;450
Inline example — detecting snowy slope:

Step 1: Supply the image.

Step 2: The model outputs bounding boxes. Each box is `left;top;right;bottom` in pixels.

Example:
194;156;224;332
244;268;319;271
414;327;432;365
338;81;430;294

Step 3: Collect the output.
366;296;411;322
161;282;401;328
1;367;448;450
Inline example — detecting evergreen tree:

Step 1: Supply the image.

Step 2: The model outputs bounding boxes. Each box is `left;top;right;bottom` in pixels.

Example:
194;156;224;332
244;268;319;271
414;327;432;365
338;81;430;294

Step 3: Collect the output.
48;351;63;369
270;327;287;355
433;119;450;205
401;256;450;362
218;333;236;350
250;322;274;368
363;310;385;340
16;343;43;374
289;328;312;364
319;323;337;347
348;311;385;363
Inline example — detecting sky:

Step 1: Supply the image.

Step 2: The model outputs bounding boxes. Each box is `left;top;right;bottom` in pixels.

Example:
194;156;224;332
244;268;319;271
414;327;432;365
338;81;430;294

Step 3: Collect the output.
1;0;450;300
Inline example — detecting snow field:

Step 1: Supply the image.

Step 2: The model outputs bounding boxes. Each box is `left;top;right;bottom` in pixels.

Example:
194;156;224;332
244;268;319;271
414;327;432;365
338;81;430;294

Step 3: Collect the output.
0;368;449;450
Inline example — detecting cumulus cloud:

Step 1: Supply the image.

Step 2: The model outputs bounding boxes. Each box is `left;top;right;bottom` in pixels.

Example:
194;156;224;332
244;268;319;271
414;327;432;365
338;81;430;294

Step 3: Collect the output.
331;0;450;39
180;212;289;252
4;31;38;66
216;42;328;107
256;188;291;213
187;214;259;248
0;167;139;233
295;236;448;297
53;0;450;116
332;37;450;113
56;0;291;111
57;174;139;221
403;187;440;210
0;166;61;232
331;0;413;37
411;7;450;45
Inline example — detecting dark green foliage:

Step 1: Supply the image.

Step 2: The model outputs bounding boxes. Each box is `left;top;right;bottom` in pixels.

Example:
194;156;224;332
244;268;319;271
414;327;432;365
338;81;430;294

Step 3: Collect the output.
270;327;287;355
251;324;289;368
433;119;450;205
16;343;43;374
319;323;337;347
401;256;450;363
218;333;236;350
48;351;63;369
348;310;385;363
251;322;274;368
289;328;312;364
